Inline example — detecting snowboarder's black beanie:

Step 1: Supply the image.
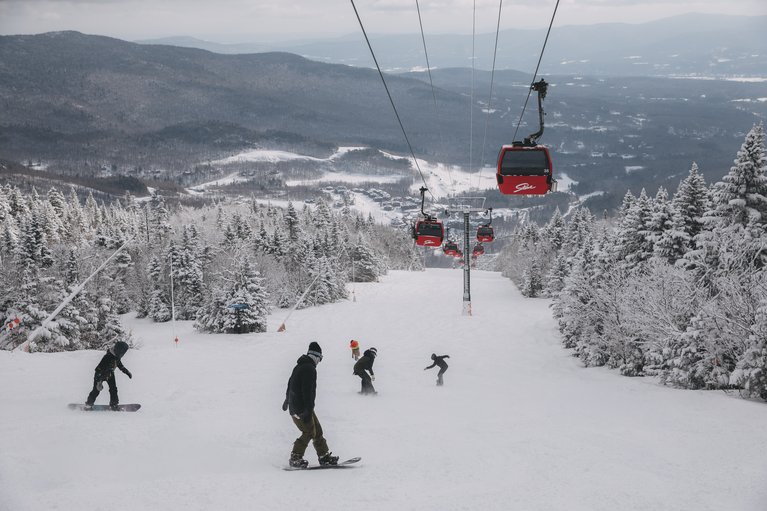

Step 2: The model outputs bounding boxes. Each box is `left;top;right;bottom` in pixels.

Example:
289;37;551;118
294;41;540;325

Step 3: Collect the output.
113;341;129;358
307;342;322;358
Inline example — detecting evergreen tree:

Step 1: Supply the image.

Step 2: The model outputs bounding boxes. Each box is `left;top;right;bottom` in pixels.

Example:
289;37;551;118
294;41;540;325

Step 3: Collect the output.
350;238;380;282
545;208;566;251
195;258;270;334
615;189;654;267
285;201;301;241
730;299;767;400
708;123;767;228
672;162;709;248
546;252;569;296
520;259;544;297
147;255;171;322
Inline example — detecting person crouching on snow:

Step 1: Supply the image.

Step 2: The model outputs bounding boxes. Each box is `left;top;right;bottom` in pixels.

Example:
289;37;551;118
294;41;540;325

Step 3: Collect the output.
353;347;377;395
85;340;132;410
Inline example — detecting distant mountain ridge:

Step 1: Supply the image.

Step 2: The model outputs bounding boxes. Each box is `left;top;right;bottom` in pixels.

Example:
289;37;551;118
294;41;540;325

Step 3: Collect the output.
137;13;767;77
0;29;764;212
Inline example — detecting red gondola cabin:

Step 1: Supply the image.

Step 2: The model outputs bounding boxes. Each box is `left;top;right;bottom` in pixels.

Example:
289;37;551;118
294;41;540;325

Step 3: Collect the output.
477;225;494;243
443;240;459;256
414;219;444;247
472;244;485;257
496;144;556;196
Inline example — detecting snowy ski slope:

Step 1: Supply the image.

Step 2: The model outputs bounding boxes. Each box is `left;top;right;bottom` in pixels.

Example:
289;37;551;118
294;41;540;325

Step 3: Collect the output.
1;269;766;511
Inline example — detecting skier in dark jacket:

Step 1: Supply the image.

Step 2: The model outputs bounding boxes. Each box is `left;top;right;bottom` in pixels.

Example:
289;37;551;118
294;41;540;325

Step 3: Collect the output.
282;342;339;468
424;353;450;386
353;347;377;395
85;340;132;410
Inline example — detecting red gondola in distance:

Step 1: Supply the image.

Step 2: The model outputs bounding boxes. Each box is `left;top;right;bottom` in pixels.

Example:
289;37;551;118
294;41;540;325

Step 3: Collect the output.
477;225;494;243
414;219;444;247
443;240;459;256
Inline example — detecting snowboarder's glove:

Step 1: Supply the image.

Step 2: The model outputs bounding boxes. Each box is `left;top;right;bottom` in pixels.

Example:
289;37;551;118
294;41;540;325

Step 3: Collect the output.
371;374;375;381
282;399;288;411
125;370;132;379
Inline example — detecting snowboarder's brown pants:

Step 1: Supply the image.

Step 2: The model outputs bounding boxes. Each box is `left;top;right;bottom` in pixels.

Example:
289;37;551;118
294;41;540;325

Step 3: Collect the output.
291;411;329;458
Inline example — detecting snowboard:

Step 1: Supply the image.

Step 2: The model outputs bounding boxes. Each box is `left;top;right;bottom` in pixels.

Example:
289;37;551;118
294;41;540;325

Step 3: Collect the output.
283;457;361;471
68;403;141;412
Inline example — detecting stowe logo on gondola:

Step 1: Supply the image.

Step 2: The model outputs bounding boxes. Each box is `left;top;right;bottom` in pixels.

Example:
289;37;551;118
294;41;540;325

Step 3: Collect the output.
514;183;537;192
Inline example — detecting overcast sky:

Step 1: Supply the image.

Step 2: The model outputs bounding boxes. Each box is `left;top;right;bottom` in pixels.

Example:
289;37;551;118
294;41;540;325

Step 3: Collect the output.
0;0;765;42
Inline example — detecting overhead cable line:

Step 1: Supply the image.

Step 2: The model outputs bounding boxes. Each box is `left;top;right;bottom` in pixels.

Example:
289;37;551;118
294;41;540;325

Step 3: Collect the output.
476;0;504;191
469;0;476;177
350;0;435;202
511;0;561;143
415;0;455;194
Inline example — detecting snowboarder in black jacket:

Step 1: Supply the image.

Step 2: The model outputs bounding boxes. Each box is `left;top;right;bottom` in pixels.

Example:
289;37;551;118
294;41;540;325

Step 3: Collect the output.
85;340;132;410
282;342;339;468
424;353;450;386
353;347;377;395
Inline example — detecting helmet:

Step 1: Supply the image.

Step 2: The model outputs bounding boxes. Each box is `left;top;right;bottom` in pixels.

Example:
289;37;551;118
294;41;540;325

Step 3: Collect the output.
431;353;436;360
368;347;377;358
113;341;129;359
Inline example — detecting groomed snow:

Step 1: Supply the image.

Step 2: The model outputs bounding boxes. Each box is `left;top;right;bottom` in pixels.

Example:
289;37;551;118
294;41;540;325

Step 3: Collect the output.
1;270;765;511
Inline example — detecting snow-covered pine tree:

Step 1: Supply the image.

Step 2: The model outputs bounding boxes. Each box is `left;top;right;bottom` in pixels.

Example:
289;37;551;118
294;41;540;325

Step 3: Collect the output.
646;187;674;255
285;201;301;242
544;207;566;251
195;258;270;334
730;297;767;400
350;237;380;282
147;255;171;322
545;252;569;296
709;123;767;229
520;258;544;297
614;188;653;268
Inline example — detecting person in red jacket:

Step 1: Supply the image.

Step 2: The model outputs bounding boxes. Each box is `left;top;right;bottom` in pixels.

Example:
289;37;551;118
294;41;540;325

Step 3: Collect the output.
350;339;360;360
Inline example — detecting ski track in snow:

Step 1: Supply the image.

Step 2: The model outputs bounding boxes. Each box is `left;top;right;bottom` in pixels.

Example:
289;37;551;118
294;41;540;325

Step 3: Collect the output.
1;270;766;511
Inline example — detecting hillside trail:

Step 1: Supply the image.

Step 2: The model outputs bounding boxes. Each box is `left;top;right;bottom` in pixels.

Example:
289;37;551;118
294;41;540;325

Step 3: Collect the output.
0;269;765;511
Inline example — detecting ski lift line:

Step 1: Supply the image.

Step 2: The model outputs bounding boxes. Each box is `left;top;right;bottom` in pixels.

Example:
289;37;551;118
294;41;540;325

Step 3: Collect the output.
415;0;455;194
276;269;324;333
476;0;504;190
469;0;476;176
349;0;435;203
15;237;134;353
511;0;561;143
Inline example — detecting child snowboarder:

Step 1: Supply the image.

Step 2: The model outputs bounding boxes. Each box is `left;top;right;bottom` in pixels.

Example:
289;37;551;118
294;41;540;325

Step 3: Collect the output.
282;342;339;468
353;347;377;395
350;339;360;360
424;353;450;386
85;340;132;410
